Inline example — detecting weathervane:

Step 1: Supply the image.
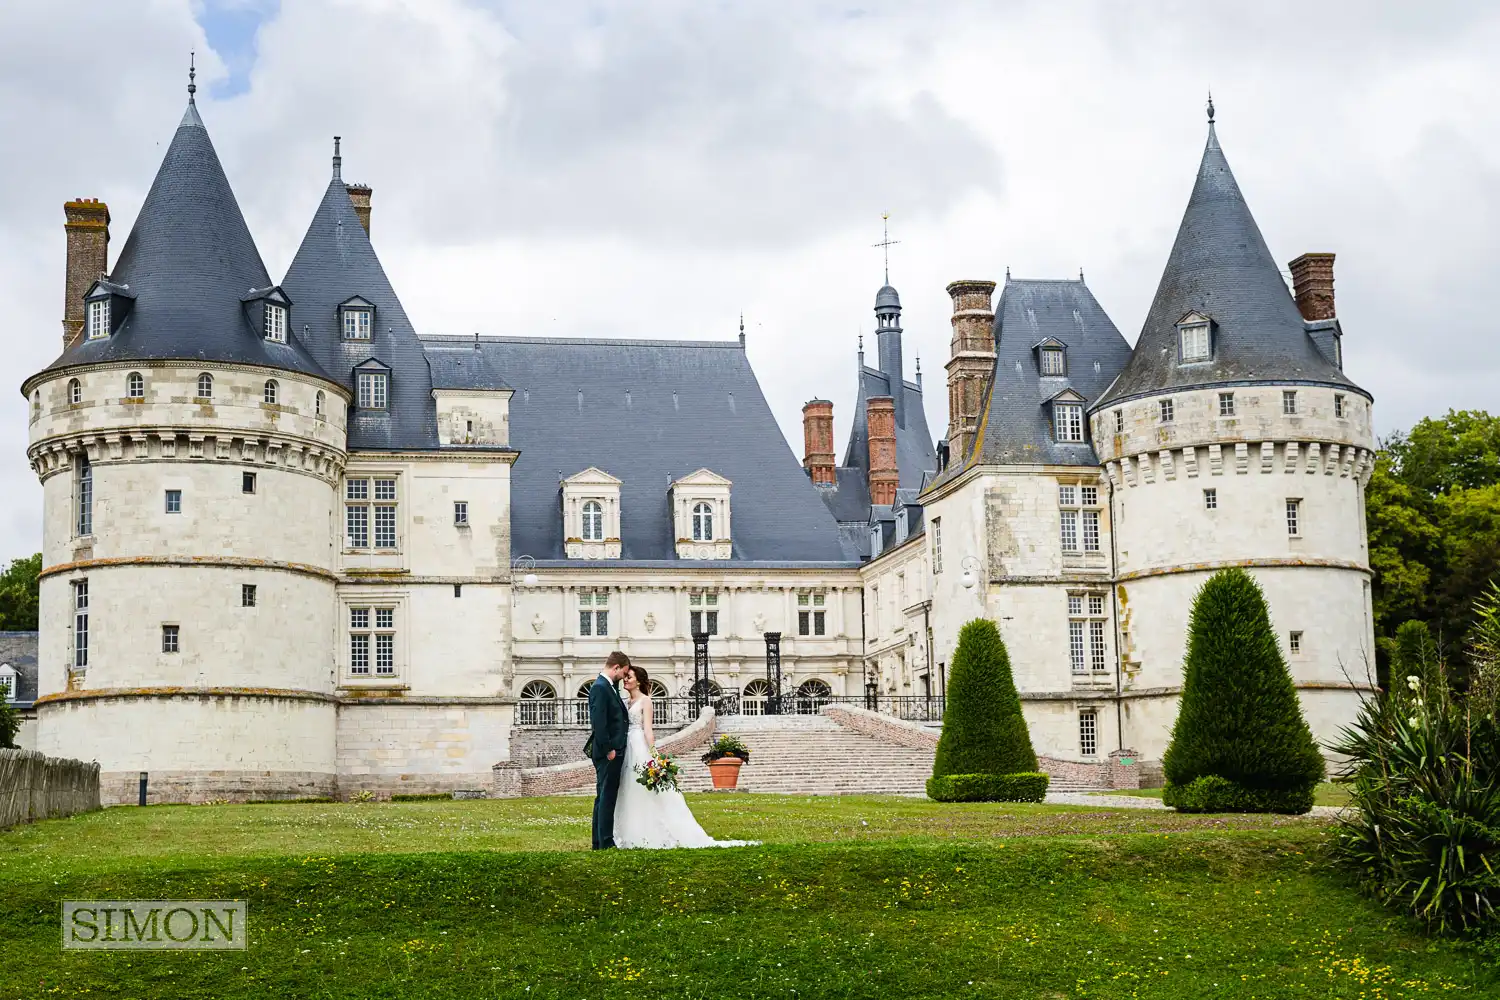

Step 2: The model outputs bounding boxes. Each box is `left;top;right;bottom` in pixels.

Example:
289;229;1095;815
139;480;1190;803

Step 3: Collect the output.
188;51;197;104
872;213;900;285
1206;89;1215;124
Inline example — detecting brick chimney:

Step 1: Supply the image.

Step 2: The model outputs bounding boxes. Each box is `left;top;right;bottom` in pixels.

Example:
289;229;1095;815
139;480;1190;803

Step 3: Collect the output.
1289;253;1335;321
944;280;997;465
346;184;372;235
62;198;110;348
802;399;835;486
866;396;899;506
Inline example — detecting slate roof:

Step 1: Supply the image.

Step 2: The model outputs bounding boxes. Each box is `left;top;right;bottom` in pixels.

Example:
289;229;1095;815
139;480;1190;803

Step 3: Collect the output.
425;335;855;564
33;101;329;383
948;278;1131;472
425;343;510;391
280;177;438;449
0;632;38;708
1096;123;1367;408
840;368;938;500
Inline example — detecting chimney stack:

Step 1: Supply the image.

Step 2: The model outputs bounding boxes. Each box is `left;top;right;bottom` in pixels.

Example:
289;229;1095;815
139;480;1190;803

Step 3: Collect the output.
346;184;372;235
802;399;836;486
1289;252;1335;321
62;198;110;348
944;279;997;466
866;396;899;506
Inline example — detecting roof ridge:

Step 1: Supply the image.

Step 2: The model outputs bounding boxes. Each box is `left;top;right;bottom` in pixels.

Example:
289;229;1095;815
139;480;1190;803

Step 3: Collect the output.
422;334;744;349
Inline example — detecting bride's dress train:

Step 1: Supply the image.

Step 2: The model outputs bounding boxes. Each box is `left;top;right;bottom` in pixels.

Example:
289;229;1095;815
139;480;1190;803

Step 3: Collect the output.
614;697;755;849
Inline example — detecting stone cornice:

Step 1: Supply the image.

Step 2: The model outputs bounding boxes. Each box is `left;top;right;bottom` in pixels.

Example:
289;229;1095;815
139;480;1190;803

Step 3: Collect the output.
1115;557;1371;583
348;449;519;464
41;556;339;582
29;426;347;486
36;686;521;708
1018;680;1378;702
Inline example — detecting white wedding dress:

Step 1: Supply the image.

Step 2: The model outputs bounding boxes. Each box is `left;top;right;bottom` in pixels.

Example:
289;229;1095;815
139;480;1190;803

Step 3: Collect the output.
614;695;754;849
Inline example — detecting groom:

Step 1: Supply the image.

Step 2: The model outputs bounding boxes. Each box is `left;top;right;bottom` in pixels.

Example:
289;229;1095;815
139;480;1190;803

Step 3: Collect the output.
586;650;631;850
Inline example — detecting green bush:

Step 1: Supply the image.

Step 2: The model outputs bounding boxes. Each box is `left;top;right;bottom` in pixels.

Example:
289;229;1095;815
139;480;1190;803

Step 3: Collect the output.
933;619;1037;779
1331;610;1500;936
0;700;20;750
389;793;454;802
1162;568;1323;814
926;772;1049;803
1162;775;1314;814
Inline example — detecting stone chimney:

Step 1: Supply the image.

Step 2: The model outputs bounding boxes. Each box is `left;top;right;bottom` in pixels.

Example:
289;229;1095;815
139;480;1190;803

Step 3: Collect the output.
866;396;899;506
802;399;835;486
1289;253;1335;321
63;198;110;348
944;280;997;466
346;184;372;235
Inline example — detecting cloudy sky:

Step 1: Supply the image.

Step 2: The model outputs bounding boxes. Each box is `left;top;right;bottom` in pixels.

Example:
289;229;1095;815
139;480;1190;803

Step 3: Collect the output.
1;0;1497;562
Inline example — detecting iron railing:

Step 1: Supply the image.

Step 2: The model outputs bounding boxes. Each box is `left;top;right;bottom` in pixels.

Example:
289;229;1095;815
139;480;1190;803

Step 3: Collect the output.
515;690;944;726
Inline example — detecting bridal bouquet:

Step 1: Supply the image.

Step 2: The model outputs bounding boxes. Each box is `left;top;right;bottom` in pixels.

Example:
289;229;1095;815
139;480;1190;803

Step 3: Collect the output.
635;751;681;793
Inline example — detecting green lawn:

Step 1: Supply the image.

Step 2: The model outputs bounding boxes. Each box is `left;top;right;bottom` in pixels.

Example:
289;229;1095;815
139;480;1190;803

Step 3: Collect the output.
0;795;1489;998
1092;783;1353;808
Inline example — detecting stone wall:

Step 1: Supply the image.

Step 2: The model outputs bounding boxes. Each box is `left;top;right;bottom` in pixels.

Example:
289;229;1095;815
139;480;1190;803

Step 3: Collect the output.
822;705;1140;791
1;748;100;828
496;707;717;797
508;720;686;769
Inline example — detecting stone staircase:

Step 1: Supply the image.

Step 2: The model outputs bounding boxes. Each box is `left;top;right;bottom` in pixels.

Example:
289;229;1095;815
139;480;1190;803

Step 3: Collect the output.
673;714;936;796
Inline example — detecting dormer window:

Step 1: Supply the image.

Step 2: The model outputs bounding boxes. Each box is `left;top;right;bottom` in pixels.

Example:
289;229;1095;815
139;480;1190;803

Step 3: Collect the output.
340;297;375;340
582;500;604;541
1178;315;1211;363
1054;402;1084;443
692;502;714;541
87;299;110;340
1041;348;1065;375
264;303;287;343
357;372;388;409
343;307;372;340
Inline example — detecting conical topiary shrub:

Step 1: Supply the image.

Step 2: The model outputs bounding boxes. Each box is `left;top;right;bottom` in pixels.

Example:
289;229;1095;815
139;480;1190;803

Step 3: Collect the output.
1162;568;1324;814
927;618;1048;802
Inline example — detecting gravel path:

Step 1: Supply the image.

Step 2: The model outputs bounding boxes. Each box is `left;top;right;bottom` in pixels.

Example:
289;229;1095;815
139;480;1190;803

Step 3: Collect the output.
1046;791;1345;818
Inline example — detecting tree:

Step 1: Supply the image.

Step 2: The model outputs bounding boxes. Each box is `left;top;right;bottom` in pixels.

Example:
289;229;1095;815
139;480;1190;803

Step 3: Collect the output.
928;618;1047;802
1367;411;1500;665
0;700;19;750
0;554;40;632
1162;568;1324;814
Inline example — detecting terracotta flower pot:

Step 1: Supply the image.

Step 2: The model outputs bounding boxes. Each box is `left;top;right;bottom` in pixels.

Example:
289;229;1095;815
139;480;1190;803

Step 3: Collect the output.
706;756;744;790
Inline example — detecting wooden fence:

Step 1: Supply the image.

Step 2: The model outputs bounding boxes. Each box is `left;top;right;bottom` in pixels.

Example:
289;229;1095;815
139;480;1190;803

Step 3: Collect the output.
0;749;101;829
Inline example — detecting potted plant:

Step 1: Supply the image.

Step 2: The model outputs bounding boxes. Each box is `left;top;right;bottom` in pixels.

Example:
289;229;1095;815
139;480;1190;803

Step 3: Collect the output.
701;734;751;791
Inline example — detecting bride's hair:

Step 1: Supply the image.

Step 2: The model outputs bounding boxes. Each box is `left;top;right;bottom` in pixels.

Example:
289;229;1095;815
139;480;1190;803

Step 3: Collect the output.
627;664;650;693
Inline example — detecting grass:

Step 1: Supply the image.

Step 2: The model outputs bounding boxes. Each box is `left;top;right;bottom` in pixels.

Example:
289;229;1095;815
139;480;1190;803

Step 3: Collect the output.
1093;783;1353;808
1;795;1491;998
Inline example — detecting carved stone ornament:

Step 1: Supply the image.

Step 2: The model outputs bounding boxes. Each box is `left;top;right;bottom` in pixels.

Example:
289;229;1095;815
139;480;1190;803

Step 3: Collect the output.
531;613;545;635
643;612;657;634
751;613;766;633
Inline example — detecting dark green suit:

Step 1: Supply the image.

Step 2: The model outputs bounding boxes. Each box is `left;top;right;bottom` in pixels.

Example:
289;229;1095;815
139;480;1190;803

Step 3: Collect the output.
587;673;628;849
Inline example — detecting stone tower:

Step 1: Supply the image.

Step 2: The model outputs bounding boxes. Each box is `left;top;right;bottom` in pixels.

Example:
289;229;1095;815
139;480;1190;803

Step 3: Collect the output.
23;90;350;802
1089;113;1376;752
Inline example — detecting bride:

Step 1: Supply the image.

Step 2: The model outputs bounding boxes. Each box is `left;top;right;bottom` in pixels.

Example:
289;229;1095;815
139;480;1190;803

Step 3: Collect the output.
614;665;754;849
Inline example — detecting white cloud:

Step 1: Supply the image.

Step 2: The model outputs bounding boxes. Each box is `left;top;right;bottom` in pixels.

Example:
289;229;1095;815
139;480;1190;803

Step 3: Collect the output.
1;0;1497;561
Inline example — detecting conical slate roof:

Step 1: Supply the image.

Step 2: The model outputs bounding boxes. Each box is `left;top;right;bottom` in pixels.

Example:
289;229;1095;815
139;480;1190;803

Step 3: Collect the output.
280;173;439;450
1095;123;1364;408
37;100;329;381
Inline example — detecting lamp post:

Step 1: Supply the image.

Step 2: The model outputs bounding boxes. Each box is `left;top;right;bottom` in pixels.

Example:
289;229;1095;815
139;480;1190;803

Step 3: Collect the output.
959;555;982;591
510;554;539;588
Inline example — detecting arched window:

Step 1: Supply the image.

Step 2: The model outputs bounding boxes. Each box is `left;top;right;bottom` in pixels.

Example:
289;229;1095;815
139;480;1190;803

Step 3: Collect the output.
126;372;144;399
263;380;278;405
68;379;82;405
575;682;594;699
649;680;669;698
582;500;603;541
692;502;713;541
315;390;325;419
197;373;213;399
519;679;558;725
795;678;833;714
742;678;772;716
